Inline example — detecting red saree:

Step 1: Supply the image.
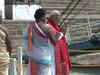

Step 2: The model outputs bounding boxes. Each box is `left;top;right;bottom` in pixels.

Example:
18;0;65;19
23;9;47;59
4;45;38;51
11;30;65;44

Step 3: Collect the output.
48;18;72;75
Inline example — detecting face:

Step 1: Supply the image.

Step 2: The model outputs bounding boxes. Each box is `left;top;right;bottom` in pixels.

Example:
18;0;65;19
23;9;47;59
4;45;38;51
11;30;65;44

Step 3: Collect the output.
53;13;61;25
39;15;48;25
56;14;61;23
37;16;47;27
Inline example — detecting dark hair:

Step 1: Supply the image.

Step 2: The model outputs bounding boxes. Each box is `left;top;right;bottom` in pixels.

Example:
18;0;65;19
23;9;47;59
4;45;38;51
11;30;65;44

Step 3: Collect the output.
34;8;46;21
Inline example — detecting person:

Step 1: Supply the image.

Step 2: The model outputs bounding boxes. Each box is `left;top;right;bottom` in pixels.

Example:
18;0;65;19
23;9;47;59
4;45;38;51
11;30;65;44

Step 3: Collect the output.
0;25;12;75
48;10;72;75
23;8;64;75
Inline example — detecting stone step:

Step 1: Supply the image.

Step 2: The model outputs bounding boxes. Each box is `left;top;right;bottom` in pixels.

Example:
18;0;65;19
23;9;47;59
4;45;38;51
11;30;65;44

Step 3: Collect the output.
11;40;22;49
1;24;26;29
70;35;89;43
69;22;100;30
6;27;25;31
41;0;88;3
69;23;87;29
67;15;100;19
43;7;93;11
41;1;88;7
71;39;89;43
10;36;22;40
69;24;100;34
71;20;100;25
63;17;100;25
70;30;88;36
46;0;88;1
41;0;100;2
40;0;100;9
8;31;23;37
71;40;88;44
3;20;32;25
95;33;100;37
70;35;89;41
69;28;88;33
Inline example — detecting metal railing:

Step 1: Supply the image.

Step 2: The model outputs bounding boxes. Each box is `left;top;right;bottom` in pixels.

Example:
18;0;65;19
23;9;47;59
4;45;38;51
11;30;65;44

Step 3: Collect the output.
9;47;23;75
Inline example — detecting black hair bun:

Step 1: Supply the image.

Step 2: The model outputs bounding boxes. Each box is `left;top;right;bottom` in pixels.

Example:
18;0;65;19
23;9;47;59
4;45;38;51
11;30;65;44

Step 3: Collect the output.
34;8;46;20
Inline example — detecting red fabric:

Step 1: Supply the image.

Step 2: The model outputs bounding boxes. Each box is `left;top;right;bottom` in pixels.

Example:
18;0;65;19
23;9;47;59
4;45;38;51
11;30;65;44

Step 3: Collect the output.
48;18;72;75
30;59;38;75
28;20;72;75
28;25;33;50
28;22;46;50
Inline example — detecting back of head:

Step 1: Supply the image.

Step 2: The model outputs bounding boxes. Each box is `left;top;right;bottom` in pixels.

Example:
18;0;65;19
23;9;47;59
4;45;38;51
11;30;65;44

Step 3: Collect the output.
48;10;61;25
49;10;61;18
34;8;46;21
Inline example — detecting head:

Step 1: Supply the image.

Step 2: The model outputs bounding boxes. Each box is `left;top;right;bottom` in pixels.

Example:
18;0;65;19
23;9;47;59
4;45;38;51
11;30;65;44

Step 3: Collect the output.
49;10;61;25
34;8;46;24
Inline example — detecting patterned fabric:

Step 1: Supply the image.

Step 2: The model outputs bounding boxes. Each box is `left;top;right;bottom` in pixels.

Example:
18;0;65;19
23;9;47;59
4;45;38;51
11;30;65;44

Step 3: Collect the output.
0;29;9;66
0;65;8;75
27;22;52;64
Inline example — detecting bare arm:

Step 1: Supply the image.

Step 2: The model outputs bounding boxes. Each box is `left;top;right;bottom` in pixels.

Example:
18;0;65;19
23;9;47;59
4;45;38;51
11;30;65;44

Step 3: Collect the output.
46;27;58;45
41;25;63;45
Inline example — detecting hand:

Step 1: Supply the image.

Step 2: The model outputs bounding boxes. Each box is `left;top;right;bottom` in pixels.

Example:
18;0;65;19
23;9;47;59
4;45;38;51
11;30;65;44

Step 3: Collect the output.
56;32;63;40
60;23;69;34
62;61;66;64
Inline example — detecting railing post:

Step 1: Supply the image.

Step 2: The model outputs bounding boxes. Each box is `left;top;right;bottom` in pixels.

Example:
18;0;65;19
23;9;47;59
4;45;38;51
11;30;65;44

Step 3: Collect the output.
81;10;92;40
17;47;23;75
9;58;17;75
87;11;92;40
66;27;71;45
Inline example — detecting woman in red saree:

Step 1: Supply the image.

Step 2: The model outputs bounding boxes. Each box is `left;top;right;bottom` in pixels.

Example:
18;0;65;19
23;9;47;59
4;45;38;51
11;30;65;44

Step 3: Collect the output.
48;10;72;75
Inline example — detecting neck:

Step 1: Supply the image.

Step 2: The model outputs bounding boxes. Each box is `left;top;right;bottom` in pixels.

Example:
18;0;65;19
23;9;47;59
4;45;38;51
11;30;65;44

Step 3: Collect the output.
48;18;56;26
36;21;45;31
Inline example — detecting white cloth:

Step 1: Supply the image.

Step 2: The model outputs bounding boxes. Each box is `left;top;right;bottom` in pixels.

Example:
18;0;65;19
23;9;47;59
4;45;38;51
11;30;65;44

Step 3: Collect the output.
23;22;56;75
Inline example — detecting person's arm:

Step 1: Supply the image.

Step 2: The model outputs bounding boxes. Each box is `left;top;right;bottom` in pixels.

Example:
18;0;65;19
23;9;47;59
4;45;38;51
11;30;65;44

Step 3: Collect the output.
41;25;63;45
46;27;58;45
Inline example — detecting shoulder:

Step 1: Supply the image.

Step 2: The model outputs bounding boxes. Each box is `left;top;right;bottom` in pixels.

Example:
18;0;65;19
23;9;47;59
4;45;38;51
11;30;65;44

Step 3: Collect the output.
44;24;53;32
0;25;8;36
